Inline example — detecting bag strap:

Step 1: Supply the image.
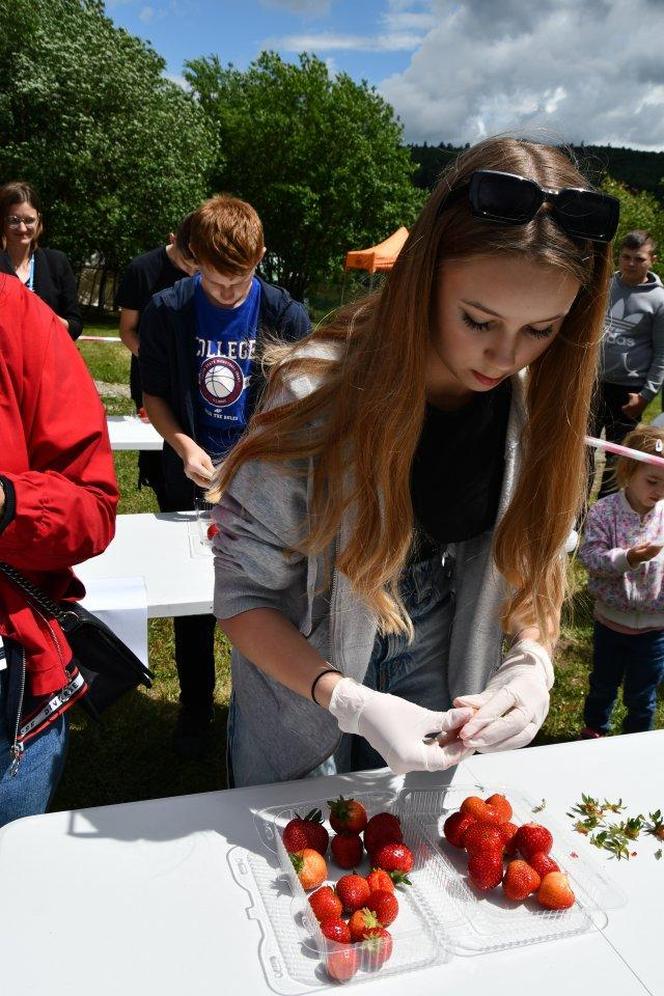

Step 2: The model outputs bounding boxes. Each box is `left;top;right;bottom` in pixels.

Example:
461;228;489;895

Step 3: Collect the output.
0;561;66;622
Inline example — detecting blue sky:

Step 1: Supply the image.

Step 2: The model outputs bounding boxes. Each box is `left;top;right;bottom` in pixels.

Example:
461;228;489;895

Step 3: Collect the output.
105;0;664;150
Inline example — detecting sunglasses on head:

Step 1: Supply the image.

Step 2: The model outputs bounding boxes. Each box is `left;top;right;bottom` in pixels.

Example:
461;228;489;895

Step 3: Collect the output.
439;169;620;243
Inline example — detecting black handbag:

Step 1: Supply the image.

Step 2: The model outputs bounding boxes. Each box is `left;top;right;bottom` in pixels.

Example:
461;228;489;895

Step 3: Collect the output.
0;561;154;720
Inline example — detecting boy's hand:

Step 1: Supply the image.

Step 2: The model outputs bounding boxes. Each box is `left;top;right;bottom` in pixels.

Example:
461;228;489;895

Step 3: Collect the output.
627;542;664;567
182;444;215;488
621;393;648;419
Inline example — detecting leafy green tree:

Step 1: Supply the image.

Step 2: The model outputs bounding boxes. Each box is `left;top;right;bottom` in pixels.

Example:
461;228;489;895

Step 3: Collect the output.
0;0;216;274
185;51;423;298
602;177;664;278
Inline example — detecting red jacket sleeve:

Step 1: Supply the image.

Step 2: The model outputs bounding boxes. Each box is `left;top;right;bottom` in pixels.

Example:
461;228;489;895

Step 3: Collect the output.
0;290;118;570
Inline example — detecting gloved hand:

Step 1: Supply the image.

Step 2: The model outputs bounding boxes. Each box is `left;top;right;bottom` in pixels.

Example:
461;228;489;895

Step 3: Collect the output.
328;677;476;775
453;639;553;753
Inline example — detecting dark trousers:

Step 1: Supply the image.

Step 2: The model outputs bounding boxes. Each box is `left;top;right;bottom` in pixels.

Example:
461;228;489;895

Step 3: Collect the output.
590;382;640;499
584;620;664;734
159;490;216;719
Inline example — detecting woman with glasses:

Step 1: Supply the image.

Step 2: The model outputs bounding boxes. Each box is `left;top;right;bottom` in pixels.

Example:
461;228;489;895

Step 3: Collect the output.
208;136;618;787
0;181;83;340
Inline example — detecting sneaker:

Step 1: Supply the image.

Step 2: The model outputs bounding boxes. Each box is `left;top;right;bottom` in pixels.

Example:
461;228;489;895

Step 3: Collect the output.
173;708;213;761
579;726;606;740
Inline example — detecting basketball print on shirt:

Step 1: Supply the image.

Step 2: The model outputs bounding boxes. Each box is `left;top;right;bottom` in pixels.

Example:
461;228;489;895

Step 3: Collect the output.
199;356;245;407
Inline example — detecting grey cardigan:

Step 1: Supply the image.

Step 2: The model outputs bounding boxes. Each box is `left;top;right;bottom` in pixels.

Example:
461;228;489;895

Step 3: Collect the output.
212;362;527;782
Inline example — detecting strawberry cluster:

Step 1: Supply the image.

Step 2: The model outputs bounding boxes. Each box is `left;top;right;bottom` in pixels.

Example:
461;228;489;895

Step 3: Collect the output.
442;793;576;910
281;797;414;982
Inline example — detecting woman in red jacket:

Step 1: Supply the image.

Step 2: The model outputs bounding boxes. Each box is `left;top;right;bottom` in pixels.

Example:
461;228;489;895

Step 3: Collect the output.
0;274;118;826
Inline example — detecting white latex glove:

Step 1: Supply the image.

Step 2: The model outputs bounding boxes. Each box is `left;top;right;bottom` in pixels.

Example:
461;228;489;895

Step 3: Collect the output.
453;639;553;753
328;677;476;775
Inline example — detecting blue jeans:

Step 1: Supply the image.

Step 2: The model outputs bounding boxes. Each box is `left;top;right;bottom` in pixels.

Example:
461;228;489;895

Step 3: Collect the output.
227;553;454;786
584;620;664;734
0;663;69;828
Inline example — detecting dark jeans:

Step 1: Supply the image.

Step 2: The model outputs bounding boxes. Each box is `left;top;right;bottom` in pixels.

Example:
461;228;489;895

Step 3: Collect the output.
591;382;640;499
584;620;664;734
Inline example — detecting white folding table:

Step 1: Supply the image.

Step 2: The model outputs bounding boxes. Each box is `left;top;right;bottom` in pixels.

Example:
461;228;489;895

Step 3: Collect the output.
106;415;163;451
77;511;213;618
0;733;660;995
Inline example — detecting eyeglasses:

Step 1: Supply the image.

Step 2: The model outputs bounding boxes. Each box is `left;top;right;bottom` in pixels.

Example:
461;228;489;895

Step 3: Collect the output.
6;215;38;229
440;170;620;243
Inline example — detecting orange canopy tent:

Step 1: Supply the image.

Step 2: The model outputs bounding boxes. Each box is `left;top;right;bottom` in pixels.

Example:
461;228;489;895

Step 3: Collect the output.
344;227;409;274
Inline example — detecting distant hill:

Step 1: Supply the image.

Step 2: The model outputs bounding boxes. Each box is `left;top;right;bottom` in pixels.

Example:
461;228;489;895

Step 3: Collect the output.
410;143;664;202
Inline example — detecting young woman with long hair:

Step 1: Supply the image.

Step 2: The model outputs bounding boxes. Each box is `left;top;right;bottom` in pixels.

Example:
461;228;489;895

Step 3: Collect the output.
209;136;617;786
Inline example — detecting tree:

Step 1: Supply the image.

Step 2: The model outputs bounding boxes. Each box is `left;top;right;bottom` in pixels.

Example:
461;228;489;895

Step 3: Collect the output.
185;51;423;298
0;0;217;275
602;177;664;278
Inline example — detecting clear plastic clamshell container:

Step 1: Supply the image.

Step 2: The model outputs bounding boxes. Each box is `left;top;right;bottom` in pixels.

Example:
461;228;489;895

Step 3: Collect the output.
227;783;626;992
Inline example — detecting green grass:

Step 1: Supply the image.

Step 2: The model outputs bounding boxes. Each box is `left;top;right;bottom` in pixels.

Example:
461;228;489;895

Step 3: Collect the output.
50;323;664;813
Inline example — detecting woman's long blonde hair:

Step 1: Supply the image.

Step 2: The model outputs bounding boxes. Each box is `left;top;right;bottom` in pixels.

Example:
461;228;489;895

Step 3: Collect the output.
210;137;613;641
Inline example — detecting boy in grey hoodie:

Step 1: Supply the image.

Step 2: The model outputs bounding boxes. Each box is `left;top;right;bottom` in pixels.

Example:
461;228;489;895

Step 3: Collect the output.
595;231;664;497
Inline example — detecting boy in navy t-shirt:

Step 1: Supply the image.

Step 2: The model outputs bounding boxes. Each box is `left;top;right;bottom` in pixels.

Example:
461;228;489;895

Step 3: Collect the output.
139;196;310;759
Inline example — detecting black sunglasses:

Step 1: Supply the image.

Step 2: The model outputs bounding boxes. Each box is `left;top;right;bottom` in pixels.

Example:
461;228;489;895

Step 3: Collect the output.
439;169;620;243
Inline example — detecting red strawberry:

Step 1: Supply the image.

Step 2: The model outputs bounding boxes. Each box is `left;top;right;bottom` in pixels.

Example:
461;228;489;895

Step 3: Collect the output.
373;842;413;877
206;523;219;540
290;849;327;891
528;851;560;878
366;889;399;927
536;871;575;910
461;821;505;858
326;946;358;983
443;811;476;848
328;795;368;834
361;927;393;971
502;860;541;901
348;907;381;942
309;886;343;922
500;821;519;857
365;868;395;894
514;823;554;861
364;813;402;855
320;916;352;943
467;853;503;891
331;832;364;869
486;793;513;824
283;809;329;856
336;873;371;913
460;796;494;823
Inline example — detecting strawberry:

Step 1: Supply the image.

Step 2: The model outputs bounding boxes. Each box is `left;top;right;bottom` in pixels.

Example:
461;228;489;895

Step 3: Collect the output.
500;821;519;857
514;823;554;861
364;812;402;855
373;841;413;877
348;907;381;942
328;795;368;834
365;868;395;894
206;523;219;540
536;871;576;910
290;848;327;891
320;916;352;944
326;946;358;983
336;873;371;913
443;811;476;848
467;852;503;891
502;860;541;901
309;886;343;922
460;795;494;823
461;821;505;858
283;809;329;856
331;832;364;869
485;793;512;824
528;851;560;878
366;889;399;927
361;927;393;971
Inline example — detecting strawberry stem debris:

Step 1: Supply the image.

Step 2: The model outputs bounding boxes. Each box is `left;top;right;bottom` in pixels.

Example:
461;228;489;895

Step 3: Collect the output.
568;795;662;860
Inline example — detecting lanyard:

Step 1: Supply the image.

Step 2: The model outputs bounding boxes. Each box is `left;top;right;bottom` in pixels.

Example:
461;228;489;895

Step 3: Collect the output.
25;254;35;291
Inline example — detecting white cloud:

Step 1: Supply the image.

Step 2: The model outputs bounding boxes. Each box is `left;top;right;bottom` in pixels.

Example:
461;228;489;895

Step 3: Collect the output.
260;0;332;14
139;5;155;22
379;0;664;150
276;30;424;51
163;71;191;91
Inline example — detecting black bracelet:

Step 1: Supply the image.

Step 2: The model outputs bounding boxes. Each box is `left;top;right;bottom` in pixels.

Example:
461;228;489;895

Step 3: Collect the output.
311;667;341;706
